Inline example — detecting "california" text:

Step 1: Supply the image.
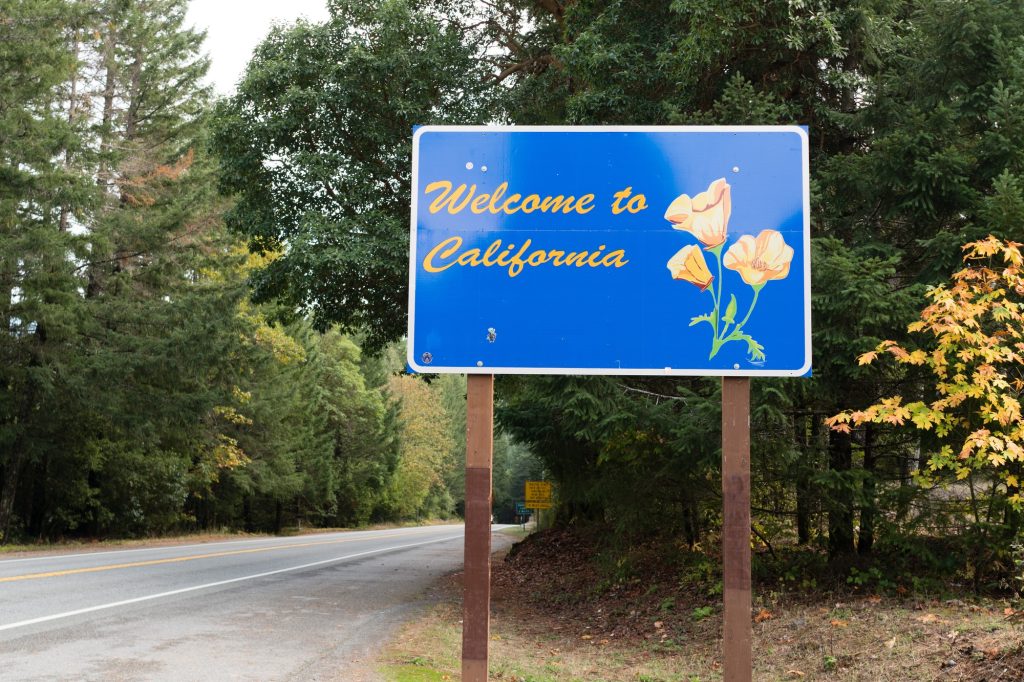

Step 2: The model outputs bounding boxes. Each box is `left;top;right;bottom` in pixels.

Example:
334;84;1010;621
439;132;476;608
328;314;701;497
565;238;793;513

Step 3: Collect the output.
422;237;629;278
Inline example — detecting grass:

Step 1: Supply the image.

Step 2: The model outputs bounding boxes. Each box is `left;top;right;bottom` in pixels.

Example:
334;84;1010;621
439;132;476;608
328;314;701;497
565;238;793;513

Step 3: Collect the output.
381;589;710;681
382;577;1024;681
378;530;1024;681
498;525;532;540
379;663;453;681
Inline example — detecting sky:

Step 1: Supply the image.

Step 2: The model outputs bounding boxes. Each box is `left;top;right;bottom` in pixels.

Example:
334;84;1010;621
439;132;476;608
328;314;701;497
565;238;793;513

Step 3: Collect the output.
185;0;330;96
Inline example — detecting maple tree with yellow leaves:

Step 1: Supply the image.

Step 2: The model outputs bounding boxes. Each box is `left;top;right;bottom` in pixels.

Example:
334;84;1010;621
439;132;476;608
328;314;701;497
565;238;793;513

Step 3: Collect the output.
827;237;1024;506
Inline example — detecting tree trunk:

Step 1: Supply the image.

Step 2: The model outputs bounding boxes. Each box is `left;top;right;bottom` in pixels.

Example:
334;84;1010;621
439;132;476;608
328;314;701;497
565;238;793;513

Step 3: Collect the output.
683;499;701;548
124;48;143;141
0;451;26;543
828;428;855;558
794;413;813;545
858;423;876;554
98;22;117;187
243;496;254;533
59;29;80;233
28;453;48;539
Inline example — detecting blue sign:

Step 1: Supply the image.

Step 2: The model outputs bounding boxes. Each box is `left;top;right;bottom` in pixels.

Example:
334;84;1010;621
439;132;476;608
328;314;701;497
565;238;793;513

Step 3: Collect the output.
408;126;810;376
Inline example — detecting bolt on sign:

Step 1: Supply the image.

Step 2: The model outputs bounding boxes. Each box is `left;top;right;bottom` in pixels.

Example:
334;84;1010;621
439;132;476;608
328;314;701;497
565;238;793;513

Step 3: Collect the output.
408;126;810;376
524;480;553;510
409;125;811;682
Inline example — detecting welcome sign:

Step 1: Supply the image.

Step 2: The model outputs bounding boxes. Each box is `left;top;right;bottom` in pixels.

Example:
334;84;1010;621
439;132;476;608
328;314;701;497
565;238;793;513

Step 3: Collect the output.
407;126;810;376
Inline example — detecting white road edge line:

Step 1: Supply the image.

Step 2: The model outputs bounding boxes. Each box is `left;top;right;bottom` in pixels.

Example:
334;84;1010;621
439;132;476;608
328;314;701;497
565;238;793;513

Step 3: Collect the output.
0;525;464;565
0;534;465;633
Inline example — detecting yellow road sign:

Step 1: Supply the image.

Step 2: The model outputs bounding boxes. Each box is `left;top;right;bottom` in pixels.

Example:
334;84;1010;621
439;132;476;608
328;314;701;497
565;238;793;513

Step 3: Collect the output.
524;480;553;509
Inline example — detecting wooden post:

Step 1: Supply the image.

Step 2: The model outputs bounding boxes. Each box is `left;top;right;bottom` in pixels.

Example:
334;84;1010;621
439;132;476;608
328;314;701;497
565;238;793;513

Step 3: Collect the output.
722;377;752;682
463;374;494;682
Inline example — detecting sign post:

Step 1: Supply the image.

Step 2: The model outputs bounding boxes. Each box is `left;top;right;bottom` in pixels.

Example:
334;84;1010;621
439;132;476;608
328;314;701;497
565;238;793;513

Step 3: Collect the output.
722;377;751;681
462;374;493;682
408;126;810;681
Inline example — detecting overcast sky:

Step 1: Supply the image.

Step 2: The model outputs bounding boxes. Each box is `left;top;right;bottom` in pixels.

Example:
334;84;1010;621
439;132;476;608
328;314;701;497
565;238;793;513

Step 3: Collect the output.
186;0;330;96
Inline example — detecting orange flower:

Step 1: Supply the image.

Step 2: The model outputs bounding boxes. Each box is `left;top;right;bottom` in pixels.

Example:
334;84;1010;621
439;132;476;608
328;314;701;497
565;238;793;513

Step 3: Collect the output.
723;229;794;286
664;178;731;249
667;244;714;290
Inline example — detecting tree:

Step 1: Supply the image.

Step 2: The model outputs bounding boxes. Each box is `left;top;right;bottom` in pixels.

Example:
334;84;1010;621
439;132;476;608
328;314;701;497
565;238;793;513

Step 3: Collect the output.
313;330;396;526
386;374;455;519
828;237;1024;508
828;236;1024;582
0;0;92;539
486;0;909;555
211;0;494;351
486;0;1024;563
1;0;260;540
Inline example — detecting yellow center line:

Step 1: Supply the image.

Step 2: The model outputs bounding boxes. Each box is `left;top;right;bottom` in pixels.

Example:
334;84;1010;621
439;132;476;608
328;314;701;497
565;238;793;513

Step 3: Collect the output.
0;530;430;583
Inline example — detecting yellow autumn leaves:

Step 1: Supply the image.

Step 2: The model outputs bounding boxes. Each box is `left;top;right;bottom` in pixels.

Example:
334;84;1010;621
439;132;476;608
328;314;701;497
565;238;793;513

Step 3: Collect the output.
826;237;1024;507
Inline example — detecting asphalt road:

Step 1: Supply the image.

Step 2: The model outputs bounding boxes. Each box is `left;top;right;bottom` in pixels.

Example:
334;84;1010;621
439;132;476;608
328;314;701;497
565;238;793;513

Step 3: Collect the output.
0;524;513;681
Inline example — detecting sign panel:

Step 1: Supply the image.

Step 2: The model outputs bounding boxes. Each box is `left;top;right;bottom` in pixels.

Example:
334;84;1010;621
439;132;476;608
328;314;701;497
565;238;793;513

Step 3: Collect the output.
408;126;810;376
524;480;553;510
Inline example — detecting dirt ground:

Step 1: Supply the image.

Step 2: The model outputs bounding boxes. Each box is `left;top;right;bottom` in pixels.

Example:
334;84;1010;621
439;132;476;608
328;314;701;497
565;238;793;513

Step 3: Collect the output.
380;529;1024;681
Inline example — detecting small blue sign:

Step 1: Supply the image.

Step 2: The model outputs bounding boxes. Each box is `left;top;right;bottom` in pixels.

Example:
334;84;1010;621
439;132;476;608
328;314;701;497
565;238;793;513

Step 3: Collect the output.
408;126;810;377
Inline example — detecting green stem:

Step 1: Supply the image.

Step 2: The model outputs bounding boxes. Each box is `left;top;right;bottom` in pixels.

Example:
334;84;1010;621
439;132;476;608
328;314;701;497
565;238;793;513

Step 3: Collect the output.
707;244;724;351
710;336;723;359
735;283;764;332
718;313;733;343
710;283;763;360
712;244;724;323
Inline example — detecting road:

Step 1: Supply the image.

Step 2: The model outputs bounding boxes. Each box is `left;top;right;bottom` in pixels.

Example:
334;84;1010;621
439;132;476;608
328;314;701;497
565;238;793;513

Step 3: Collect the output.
0;524;513;681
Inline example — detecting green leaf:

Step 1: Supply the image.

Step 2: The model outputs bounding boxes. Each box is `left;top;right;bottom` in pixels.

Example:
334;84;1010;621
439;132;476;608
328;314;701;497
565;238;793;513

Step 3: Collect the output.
722;294;737;325
734;332;766;361
689;314;713;327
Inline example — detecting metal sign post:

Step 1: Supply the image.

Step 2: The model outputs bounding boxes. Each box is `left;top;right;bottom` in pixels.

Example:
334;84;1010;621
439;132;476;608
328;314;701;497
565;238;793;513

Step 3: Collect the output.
722;377;751;681
462;374;494;682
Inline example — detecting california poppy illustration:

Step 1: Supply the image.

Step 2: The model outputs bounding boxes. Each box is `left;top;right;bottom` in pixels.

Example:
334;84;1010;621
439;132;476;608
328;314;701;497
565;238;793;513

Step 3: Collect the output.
667;244;714;290
665;180;793;361
723;230;793;286
664;178;731;249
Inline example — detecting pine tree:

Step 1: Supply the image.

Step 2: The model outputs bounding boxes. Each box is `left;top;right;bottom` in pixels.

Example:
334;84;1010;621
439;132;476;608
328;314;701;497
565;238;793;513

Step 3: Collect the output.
0;0;91;539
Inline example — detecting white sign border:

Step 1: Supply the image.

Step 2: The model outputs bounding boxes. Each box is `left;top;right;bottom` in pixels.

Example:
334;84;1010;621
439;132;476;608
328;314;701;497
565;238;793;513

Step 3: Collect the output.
407;125;812;377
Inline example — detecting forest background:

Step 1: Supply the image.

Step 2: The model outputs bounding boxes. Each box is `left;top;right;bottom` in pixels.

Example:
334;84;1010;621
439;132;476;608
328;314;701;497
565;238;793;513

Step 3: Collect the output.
5;0;1024;596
